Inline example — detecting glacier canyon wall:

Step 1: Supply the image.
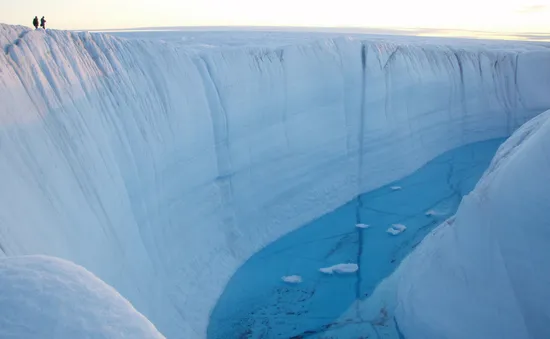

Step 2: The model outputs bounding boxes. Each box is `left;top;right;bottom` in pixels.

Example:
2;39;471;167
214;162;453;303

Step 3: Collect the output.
1;24;550;337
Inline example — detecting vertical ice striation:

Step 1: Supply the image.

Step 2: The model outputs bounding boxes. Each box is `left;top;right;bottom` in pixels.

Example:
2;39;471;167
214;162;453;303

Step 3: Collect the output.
0;25;549;337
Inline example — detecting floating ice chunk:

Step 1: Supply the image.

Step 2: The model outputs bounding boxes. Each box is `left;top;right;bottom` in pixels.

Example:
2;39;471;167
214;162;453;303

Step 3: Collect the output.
391;186;402;191
425;210;437;216
356;223;370;229
319;267;333;274
320;263;359;274
281;275;302;284
392;224;407;231
387;228;401;235
387;224;407;235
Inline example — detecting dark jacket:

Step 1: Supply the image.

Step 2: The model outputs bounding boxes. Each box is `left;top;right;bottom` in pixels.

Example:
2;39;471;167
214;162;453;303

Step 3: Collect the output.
40;17;46;28
33;17;39;27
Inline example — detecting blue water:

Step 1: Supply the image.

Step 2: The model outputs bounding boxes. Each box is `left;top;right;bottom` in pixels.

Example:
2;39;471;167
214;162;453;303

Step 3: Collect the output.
208;139;504;339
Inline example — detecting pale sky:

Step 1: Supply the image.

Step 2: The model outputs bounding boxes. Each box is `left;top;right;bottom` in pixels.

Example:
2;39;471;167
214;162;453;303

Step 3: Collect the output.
1;0;549;34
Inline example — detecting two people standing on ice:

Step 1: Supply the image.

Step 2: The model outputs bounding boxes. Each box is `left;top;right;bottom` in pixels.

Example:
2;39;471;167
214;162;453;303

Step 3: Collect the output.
33;16;46;29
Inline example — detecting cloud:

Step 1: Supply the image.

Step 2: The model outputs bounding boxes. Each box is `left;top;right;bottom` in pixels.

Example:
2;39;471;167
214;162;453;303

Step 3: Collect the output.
517;5;548;13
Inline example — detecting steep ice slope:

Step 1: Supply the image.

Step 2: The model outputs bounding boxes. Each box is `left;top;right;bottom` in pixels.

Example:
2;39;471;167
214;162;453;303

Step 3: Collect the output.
0;255;164;338
390;109;550;339
0;25;29;51
0;25;549;337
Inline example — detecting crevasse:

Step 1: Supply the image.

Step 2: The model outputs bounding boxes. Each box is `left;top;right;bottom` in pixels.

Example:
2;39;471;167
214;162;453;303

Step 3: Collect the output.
1;24;549;337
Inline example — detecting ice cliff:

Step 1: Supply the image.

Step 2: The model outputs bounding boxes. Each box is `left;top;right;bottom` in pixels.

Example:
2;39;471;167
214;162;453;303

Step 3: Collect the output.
1;23;549;337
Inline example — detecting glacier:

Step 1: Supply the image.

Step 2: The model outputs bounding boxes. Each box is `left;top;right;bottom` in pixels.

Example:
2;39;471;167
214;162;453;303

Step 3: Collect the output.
1;23;550;338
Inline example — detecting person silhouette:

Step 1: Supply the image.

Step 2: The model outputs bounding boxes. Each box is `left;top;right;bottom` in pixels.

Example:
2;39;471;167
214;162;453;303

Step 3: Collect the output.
40;16;46;29
33;16;39;29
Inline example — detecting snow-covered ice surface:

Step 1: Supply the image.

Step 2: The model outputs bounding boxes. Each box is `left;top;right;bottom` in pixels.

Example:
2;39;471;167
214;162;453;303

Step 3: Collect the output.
106;27;550;50
0;255;164;338
1;24;550;338
321;110;550;339
208;139;503;338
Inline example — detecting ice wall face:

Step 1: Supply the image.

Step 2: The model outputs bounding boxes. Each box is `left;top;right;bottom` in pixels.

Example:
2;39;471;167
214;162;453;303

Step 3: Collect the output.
0;25;549;337
394;109;550;339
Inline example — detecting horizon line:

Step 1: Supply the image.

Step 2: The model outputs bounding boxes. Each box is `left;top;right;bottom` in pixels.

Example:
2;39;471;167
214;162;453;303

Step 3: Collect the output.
87;25;550;42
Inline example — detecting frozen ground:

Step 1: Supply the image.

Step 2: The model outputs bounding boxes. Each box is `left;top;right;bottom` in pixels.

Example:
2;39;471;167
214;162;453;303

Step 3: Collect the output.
1;24;550;338
208;139;503;339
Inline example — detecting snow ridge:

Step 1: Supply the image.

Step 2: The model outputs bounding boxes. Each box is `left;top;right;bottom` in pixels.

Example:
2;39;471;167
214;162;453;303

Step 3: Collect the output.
0;255;164;338
0;25;549;337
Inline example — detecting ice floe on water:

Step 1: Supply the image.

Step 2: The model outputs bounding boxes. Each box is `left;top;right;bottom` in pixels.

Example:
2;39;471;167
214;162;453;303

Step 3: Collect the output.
281;275;302;284
387;224;407;235
319;263;359;274
425;210;438;216
355;223;370;229
391;186;402;191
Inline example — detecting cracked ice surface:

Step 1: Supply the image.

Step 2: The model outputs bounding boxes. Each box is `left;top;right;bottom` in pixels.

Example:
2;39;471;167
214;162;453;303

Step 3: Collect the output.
1;24;550;337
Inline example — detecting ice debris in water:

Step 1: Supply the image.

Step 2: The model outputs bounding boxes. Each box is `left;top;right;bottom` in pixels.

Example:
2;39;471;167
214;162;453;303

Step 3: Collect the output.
281;275;302;284
391;186;402;191
319;263;359;274
387;224;407;235
356;223;370;229
425;210;437;216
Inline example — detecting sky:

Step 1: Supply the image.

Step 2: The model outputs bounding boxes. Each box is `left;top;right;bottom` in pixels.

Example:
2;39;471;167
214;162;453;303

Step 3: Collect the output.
1;0;549;37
